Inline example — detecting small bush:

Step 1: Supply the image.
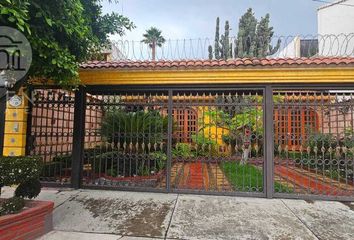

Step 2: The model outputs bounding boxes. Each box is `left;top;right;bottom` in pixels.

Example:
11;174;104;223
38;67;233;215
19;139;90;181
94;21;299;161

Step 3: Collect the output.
15;179;41;199
0;156;43;216
0;156;42;186
0;197;25;216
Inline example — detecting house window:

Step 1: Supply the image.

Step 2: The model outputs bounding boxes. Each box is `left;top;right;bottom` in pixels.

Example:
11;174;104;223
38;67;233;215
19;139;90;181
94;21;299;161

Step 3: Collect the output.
274;107;318;150
173;108;198;143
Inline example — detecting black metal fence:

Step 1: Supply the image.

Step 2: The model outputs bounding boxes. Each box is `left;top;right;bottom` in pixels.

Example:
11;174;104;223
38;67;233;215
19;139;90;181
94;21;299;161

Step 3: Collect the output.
26;85;354;201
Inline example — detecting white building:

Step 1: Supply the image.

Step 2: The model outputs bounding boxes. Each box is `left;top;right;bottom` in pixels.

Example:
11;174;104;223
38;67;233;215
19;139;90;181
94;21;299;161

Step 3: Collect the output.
317;0;354;56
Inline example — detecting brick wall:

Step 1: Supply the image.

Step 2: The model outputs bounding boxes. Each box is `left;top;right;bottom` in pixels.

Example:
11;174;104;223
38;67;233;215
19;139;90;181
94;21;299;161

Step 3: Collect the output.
0;200;53;240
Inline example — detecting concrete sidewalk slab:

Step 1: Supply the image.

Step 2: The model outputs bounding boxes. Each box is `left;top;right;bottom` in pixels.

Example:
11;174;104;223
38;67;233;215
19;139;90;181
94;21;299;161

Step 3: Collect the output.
53;190;178;238
1;187;79;209
282;199;354;240
37;188;80;208
167;195;318;240
39;230;121;240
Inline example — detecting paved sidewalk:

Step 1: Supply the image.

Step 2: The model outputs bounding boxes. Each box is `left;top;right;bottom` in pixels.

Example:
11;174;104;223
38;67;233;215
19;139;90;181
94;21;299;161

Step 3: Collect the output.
2;187;354;239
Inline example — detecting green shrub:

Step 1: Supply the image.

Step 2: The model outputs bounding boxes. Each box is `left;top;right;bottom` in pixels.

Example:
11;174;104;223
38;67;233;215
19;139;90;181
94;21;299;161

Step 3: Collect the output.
150;151;167;171
15;179;41;199
191;133;218;156
0;156;43;215
0;197;25;216
101;110;168;150
172;143;192;157
0;156;42;186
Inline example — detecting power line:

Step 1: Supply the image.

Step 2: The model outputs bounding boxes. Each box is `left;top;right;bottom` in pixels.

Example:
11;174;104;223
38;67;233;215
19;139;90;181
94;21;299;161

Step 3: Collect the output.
312;0;354;7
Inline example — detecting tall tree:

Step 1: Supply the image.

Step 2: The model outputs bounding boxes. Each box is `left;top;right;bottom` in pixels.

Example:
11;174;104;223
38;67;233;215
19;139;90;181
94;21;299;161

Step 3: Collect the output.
0;0;135;87
223;21;230;59
214;17;220;59
254;14;280;57
208;45;213;60
234;8;258;58
141;27;166;61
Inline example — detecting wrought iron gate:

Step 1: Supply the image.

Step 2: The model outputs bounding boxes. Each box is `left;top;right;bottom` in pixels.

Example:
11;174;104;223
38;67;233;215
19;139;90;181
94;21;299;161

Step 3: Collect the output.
27;87;75;185
273;88;354;201
26;85;354;201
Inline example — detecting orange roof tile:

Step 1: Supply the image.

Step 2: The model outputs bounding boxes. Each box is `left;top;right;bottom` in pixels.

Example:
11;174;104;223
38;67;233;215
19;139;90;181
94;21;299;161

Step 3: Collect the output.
80;57;354;70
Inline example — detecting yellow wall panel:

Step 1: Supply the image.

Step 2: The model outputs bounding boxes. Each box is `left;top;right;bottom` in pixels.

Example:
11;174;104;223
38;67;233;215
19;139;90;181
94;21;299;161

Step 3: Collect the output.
3;147;26;156
4;134;27;147
5;121;27;134
4;108;28;122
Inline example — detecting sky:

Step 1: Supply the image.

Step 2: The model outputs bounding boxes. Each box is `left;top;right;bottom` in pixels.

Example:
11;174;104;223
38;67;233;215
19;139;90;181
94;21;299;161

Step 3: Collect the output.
101;0;332;41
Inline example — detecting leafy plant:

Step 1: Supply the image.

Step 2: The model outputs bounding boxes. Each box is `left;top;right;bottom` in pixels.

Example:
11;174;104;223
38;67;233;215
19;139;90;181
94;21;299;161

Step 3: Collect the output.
101;110;168;152
150;151;167;172
0;0;135;87
15;179;41;199
0;197;25;216
0;156;42;186
172;143;193;158
0;156;42;215
191;133;218;156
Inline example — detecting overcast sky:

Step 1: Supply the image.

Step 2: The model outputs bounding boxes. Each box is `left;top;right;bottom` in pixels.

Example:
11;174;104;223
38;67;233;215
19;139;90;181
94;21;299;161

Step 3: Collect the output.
102;0;330;41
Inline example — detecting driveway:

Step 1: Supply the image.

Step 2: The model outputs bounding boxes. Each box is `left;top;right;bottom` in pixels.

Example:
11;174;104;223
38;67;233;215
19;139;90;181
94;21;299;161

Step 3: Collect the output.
2;187;354;239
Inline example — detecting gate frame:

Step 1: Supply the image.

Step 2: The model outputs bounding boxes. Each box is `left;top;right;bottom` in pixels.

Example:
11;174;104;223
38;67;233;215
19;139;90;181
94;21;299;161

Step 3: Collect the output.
26;83;354;201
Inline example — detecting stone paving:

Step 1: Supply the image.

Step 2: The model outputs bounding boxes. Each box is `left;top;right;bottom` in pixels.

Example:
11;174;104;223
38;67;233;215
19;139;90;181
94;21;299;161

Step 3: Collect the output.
170;162;232;191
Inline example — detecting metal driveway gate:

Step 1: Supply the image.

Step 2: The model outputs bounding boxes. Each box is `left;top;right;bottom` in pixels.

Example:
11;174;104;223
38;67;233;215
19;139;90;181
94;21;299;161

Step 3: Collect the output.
26;85;354;201
273;87;354;201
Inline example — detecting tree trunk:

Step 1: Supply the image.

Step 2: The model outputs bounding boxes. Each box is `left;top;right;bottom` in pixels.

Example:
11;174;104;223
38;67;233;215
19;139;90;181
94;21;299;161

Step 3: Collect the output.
241;146;250;165
152;41;156;61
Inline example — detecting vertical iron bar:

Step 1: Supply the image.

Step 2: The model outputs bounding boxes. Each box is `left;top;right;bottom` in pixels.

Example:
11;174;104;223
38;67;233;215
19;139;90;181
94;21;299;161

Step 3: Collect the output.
0;89;6;156
166;89;173;192
265;85;274;198
25;86;33;155
71;86;86;189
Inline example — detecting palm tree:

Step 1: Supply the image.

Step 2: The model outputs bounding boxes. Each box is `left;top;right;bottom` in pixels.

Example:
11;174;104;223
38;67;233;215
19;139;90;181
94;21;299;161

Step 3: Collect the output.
141;27;166;60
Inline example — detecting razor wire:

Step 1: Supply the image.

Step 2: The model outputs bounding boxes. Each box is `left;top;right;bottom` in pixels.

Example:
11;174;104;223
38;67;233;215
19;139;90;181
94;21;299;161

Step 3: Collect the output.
109;34;354;61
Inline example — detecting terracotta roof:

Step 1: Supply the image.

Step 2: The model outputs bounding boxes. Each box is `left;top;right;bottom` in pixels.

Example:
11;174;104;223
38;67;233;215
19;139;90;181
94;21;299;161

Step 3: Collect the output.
80;57;354;70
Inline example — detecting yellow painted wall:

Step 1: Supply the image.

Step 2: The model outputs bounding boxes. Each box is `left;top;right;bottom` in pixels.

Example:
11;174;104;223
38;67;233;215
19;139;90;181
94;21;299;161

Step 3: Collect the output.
3;89;28;156
197;106;229;152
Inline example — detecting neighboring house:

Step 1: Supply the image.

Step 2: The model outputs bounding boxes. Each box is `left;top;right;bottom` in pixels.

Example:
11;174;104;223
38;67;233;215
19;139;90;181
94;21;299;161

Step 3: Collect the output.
272;37;318;58
274;0;354;58
318;0;354;57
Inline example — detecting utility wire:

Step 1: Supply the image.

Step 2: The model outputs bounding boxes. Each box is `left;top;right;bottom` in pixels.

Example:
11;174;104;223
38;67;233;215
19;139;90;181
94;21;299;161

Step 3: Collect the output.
312;0;354;7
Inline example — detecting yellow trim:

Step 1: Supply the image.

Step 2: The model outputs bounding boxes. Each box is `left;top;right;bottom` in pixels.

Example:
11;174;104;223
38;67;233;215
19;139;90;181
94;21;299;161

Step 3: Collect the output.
79;67;354;85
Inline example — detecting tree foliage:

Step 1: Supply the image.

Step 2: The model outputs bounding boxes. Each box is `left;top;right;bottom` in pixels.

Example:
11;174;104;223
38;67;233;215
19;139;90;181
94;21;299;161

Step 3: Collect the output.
209;8;280;60
141;27;166;61
0;0;135;87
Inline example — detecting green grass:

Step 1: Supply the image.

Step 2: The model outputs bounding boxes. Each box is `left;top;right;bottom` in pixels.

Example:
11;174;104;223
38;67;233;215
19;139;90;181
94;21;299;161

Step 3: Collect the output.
220;162;293;193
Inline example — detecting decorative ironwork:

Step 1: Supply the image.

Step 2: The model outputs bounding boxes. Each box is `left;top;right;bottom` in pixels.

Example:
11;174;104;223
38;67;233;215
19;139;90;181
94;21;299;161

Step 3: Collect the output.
83;91;169;189
170;90;265;193
28;88;75;183
274;90;354;197
26;86;354;200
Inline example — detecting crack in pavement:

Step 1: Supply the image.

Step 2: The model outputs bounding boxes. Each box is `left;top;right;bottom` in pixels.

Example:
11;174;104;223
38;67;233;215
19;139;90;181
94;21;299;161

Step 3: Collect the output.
280;199;321;240
164;194;179;240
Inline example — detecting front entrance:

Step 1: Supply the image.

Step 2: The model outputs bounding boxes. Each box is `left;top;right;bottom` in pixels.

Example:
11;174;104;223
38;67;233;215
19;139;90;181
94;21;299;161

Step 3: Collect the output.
26;86;354;201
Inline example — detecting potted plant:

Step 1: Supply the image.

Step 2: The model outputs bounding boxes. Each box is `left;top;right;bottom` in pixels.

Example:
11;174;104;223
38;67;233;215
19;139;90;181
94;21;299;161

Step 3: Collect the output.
0;156;54;240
